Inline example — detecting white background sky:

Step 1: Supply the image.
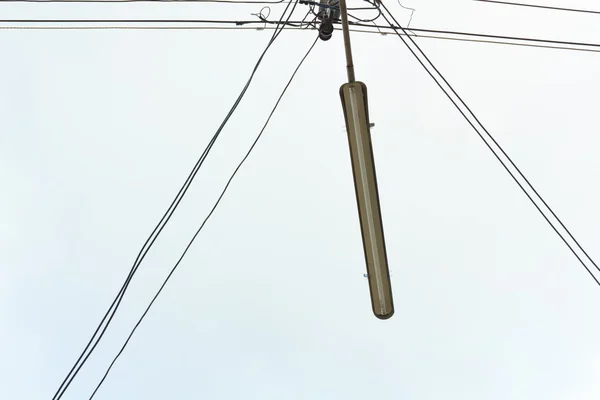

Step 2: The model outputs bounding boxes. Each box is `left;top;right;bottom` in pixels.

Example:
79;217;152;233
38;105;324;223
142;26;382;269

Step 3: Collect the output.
1;0;600;398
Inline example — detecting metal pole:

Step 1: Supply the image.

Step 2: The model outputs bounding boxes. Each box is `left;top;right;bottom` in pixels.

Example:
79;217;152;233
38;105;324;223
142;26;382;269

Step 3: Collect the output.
339;0;356;83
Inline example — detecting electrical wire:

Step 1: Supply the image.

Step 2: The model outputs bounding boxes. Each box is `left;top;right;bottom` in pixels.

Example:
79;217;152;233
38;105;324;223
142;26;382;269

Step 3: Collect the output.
0;18;314;29
299;0;381;24
299;6;317;29
50;2;299;400
396;29;600;53
88;32;319;400
0;18;295;23
2;17;600;54
397;0;415;27
298;0;379;12
0;0;381;24
473;0;600;15
397;26;600;51
253;5;314;27
378;3;600;286
3;19;600;54
347;0;381;22
0;0;292;3
0;0;375;11
2;17;599;52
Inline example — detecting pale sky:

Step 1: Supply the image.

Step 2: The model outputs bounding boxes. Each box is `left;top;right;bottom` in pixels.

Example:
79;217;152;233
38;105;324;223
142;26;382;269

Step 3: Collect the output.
1;0;600;399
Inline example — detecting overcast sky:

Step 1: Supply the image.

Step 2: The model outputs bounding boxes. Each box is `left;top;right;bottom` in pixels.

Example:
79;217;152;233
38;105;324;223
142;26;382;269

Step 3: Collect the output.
1;0;600;399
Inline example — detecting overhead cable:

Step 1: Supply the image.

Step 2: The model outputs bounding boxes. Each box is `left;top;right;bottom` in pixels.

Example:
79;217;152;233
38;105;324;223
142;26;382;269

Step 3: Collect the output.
378;3;600;286
473;0;600;15
0;0;292;3
50;2;299;400
4;19;600;54
88;33;318;400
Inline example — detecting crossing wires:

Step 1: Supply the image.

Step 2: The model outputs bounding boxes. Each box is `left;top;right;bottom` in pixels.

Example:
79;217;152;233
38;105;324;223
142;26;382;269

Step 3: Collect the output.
3;17;600;54
377;2;600;287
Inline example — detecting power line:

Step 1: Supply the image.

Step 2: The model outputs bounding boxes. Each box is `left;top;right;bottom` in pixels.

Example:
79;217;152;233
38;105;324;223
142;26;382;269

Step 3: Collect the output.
404;31;600;53
0;18;294;23
0;0;292;3
50;2;299;400
473;0;600;15
0;0;374;13
378;3;600;286
0;0;374;9
0;24;313;29
402;26;600;51
88;32;318;400
3;19;600;54
3;17;600;52
372;24;600;53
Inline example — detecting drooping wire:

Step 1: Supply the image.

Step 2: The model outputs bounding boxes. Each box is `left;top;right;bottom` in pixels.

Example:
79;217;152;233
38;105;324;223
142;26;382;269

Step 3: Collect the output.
50;2;300;400
253;4;314;27
251;5;271;30
397;0;415;27
88;32;319;400
254;5;272;18
377;3;600;286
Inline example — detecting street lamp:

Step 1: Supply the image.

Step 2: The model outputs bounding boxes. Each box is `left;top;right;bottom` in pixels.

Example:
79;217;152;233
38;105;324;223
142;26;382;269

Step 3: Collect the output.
338;0;394;319
340;82;394;319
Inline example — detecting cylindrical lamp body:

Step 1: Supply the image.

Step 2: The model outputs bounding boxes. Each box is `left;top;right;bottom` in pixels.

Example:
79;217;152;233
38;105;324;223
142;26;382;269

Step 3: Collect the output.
340;81;394;319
